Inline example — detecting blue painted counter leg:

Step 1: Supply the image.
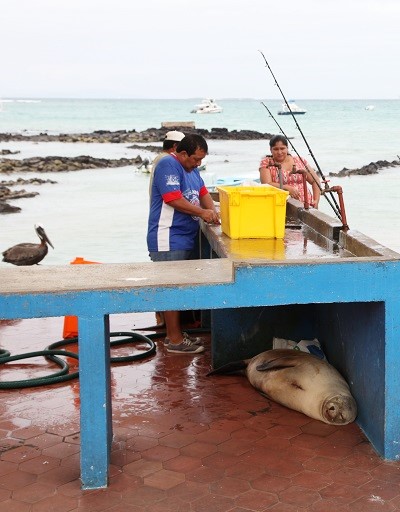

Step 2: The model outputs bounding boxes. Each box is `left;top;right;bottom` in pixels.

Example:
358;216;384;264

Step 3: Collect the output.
382;299;400;461
78;314;112;489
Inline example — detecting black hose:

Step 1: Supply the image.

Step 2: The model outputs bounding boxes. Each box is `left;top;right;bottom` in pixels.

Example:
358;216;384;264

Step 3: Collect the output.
0;331;157;389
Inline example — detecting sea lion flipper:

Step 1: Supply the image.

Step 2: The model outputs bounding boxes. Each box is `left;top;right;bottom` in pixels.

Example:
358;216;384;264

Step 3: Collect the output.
256;358;297;372
207;360;247;376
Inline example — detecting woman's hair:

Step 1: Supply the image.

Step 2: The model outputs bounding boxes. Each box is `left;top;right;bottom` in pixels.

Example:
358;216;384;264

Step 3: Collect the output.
269;134;288;148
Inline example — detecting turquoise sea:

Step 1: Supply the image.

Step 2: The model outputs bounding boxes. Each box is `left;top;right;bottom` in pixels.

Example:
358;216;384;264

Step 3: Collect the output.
0;98;400;264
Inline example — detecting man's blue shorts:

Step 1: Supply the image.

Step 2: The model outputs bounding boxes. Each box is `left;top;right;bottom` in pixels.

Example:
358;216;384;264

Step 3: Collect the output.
149;250;193;262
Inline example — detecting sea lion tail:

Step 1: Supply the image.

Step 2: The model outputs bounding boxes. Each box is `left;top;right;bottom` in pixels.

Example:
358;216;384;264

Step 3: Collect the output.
207;360;247;376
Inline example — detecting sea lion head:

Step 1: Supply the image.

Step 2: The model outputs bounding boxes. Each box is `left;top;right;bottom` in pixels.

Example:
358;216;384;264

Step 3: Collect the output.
321;394;357;425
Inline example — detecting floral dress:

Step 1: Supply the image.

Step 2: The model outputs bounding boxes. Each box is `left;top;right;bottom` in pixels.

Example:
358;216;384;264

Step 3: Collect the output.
259;155;314;205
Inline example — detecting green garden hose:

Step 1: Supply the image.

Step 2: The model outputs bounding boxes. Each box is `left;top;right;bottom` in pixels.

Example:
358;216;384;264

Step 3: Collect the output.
0;331;156;389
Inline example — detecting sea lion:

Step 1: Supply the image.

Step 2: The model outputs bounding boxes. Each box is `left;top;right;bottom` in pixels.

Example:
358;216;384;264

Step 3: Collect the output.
209;349;357;425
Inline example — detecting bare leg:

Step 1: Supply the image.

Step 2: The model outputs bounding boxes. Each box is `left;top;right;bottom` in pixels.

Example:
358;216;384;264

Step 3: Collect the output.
164;311;182;344
164;310;204;354
155;311;165;326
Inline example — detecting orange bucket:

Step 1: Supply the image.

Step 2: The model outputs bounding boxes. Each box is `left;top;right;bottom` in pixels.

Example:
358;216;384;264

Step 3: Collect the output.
62;257;100;338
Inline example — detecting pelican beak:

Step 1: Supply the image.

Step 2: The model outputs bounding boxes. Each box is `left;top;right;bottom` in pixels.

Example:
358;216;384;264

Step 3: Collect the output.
44;233;54;249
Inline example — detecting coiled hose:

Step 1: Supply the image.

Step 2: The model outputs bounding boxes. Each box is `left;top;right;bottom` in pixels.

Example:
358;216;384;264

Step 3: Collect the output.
0;331;157;389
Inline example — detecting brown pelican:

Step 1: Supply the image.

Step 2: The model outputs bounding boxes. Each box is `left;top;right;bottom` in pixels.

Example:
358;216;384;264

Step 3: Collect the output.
2;224;54;266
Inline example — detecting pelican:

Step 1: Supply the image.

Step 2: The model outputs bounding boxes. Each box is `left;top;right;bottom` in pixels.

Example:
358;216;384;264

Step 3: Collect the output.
2;224;54;266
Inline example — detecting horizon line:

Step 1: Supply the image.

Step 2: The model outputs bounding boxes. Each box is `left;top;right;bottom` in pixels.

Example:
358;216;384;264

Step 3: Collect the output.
0;97;398;102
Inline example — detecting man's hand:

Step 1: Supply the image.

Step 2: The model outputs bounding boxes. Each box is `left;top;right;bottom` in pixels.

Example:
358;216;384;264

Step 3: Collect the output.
200;209;220;224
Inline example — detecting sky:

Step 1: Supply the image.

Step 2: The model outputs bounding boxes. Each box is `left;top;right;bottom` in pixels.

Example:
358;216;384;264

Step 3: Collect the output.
1;0;399;99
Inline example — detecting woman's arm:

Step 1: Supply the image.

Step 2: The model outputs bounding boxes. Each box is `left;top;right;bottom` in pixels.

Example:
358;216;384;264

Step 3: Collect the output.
259;165;273;185
305;165;321;208
259;165;284;189
260;165;300;198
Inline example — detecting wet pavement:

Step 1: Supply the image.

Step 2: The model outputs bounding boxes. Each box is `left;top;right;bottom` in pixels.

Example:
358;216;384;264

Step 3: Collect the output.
1;313;400;511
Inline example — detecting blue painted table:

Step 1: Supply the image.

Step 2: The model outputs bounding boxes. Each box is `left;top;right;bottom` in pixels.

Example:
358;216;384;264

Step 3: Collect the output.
1;205;400;487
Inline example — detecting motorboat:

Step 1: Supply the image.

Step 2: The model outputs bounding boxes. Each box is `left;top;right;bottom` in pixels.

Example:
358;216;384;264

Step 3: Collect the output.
191;98;223;114
277;100;306;115
365;105;375;111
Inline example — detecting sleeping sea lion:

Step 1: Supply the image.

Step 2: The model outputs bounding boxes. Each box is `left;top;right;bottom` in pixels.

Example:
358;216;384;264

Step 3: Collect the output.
209;349;357;425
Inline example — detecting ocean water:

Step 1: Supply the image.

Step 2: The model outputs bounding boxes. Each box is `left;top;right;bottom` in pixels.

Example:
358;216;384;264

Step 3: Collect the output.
0;98;399;265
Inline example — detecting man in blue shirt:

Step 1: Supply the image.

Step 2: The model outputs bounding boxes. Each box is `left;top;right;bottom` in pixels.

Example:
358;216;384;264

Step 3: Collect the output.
147;134;219;354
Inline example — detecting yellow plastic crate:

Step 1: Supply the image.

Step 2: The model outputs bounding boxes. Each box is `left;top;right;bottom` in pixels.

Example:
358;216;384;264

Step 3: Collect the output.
217;185;289;239
228;238;285;259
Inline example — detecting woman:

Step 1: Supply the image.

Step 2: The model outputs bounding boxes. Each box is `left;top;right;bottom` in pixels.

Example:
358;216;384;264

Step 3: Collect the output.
259;134;321;208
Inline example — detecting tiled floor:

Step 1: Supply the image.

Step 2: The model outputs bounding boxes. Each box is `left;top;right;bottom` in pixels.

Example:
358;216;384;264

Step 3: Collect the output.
1;314;400;511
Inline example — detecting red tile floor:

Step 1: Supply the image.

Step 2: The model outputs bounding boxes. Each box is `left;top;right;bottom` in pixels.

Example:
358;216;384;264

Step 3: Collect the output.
1;313;400;511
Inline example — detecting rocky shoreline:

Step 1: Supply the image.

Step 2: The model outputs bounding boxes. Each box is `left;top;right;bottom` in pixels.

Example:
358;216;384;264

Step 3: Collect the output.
0;154;148;214
0;155;145;174
1;127;399;214
0;126;274;144
329;158;400;177
0;126;274;214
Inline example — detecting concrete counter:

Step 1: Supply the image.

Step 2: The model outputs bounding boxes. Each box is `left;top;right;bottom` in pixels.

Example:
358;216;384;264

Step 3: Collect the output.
1;199;400;489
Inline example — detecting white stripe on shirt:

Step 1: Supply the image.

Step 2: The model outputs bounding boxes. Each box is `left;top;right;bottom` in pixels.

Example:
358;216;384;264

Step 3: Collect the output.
157;201;175;251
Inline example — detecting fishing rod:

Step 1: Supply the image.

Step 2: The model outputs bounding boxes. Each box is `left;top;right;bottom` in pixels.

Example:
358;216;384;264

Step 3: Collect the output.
258;50;343;221
260;101;343;221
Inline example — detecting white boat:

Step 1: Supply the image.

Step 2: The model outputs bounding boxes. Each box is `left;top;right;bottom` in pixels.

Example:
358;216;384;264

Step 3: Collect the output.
365;105;375;111
277;100;306;115
191;98;223;114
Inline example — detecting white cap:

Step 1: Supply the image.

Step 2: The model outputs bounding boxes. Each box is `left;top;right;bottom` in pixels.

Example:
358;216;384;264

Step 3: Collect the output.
164;130;185;142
